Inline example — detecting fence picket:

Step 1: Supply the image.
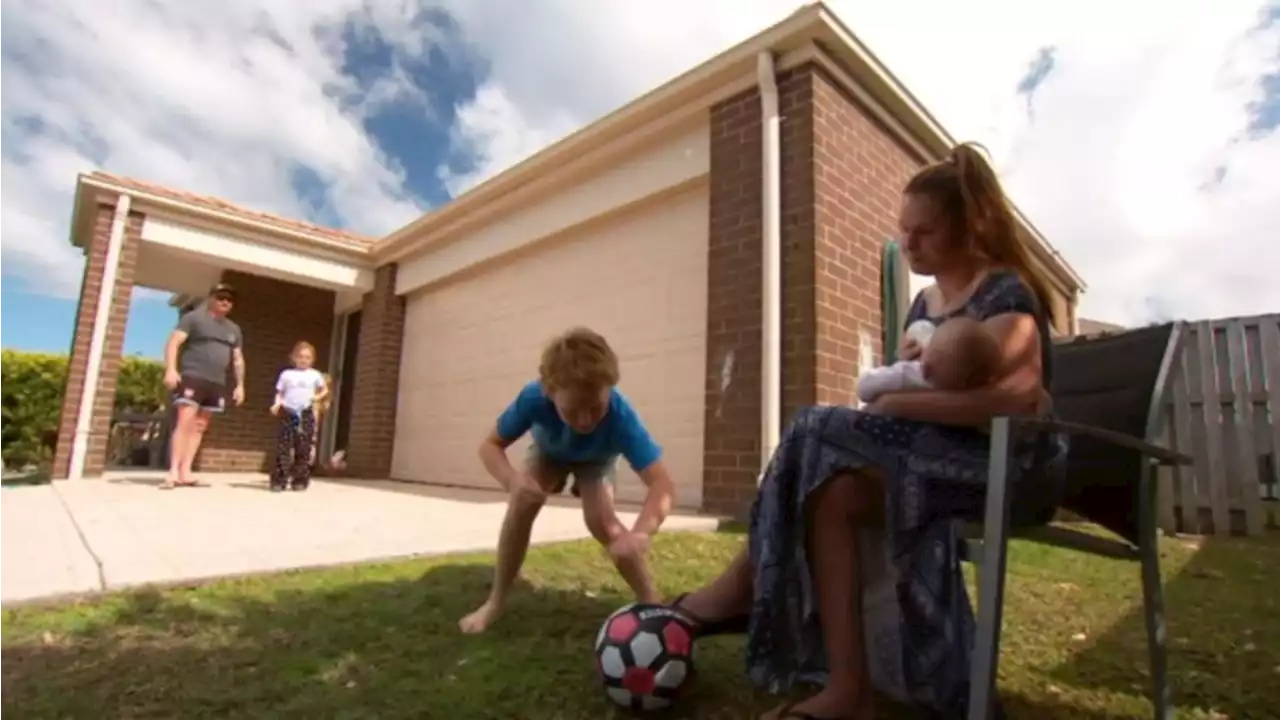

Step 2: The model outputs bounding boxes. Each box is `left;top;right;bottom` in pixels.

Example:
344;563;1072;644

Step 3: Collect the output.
1159;314;1279;536
1225;320;1262;535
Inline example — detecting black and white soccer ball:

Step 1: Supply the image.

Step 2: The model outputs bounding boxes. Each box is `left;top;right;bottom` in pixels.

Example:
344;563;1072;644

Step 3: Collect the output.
593;602;697;711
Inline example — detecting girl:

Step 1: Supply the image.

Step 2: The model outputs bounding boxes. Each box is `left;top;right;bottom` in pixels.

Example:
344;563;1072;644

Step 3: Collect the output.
269;341;328;492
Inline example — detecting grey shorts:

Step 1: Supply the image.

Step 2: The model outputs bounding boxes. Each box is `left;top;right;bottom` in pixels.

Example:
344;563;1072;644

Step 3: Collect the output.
525;445;617;497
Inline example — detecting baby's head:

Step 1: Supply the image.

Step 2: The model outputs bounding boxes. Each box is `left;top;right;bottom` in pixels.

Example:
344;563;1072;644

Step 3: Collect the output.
920;317;1000;390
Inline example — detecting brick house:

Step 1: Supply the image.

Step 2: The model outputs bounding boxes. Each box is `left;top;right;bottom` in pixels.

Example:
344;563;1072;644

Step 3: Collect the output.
53;3;1085;517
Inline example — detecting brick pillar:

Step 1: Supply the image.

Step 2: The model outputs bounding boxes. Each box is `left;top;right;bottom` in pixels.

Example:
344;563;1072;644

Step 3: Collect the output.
806;65;921;405
345;264;404;478
52;203;142;479
700;88;765;516
778;67;819;422
699;63;925;517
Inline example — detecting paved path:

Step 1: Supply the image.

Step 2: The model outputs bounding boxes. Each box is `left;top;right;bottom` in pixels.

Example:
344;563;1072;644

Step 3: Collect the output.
1;473;720;605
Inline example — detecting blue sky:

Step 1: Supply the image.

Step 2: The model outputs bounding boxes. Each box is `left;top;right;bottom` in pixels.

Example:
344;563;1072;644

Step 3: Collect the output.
3;0;1279;354
2;9;479;358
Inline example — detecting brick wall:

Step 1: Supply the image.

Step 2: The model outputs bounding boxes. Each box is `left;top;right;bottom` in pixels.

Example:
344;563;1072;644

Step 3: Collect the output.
344;264;404;478
196;271;335;472
701;87;765;516
699;62;924;517
52;203;142;479
809;66;922;405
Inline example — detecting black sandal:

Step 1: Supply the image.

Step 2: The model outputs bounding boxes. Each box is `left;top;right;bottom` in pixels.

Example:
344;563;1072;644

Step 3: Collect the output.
669;593;750;637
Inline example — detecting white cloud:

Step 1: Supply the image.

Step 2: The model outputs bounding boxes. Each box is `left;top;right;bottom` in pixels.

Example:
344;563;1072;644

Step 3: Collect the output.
1;0;431;299
428;0;1280;326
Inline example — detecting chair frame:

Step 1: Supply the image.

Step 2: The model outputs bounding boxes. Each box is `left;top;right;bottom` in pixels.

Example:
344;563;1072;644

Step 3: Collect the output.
966;322;1193;720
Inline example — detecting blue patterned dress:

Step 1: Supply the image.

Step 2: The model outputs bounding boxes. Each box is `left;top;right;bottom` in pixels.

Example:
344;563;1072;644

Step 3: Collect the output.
744;269;1067;714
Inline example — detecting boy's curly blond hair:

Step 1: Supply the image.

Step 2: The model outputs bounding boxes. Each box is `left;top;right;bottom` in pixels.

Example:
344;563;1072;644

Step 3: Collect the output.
539;327;620;393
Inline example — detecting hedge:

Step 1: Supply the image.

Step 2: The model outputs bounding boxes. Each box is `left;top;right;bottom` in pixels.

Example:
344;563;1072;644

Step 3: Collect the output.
1;350;167;470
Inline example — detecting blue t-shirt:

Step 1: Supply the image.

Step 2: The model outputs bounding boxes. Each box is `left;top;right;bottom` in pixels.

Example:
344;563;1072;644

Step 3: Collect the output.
496;380;662;472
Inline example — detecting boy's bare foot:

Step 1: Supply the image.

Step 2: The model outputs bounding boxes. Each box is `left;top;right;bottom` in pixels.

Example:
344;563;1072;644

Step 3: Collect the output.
458;600;504;634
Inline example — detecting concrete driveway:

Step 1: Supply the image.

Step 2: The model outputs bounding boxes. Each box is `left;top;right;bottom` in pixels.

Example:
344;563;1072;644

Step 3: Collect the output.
1;472;720;606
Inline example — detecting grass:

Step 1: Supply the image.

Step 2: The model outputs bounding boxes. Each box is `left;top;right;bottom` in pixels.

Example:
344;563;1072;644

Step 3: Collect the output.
3;527;1278;719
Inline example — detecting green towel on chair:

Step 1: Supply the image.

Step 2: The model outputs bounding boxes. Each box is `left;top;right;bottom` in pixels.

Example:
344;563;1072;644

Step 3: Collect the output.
881;240;908;364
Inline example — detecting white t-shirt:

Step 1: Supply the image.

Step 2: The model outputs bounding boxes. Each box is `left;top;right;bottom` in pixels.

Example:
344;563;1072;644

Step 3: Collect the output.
276;368;326;412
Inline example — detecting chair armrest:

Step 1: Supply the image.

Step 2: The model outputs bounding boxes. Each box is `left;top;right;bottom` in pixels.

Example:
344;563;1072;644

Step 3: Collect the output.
1000;415;1193;466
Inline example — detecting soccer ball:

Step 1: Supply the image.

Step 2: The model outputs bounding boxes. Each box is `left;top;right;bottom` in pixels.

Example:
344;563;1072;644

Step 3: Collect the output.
594;602;696;711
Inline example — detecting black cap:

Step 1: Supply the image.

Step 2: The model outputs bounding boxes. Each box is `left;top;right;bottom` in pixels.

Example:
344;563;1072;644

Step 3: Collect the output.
209;282;236;299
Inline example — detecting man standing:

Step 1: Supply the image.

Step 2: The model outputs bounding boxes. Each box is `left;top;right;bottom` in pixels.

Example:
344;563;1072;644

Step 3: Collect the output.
160;283;246;489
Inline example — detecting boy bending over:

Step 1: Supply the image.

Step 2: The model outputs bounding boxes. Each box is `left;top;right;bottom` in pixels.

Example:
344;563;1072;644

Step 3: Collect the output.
459;327;676;634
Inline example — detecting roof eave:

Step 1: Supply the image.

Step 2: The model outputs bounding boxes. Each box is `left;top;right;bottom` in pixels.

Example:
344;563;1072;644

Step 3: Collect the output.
75;174;374;260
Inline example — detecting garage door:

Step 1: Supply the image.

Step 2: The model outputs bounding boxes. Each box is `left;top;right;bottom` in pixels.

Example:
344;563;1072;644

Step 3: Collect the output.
391;187;709;508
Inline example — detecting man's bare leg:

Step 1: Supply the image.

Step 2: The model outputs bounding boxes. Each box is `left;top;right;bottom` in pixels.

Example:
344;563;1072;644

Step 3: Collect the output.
177;411;212;485
163;406;198;488
580;481;660;603
458;485;548;634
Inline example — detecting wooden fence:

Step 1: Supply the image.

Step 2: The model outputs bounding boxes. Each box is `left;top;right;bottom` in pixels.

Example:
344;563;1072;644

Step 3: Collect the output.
1158;313;1280;536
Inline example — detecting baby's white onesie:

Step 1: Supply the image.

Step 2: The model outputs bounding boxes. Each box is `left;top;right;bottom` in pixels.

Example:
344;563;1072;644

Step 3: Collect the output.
857;361;930;402
857;319;937;403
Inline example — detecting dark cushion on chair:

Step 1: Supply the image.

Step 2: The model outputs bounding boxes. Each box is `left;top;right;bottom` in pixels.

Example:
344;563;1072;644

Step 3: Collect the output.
1051;323;1176;545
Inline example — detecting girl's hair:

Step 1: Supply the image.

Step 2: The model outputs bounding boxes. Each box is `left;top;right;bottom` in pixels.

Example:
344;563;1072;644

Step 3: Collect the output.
315;372;334;416
292;340;317;357
539;327;620;394
904;142;1054;322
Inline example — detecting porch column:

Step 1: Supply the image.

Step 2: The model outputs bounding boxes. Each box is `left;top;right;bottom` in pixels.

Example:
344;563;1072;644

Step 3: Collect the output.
345;263;405;478
52;199;142;479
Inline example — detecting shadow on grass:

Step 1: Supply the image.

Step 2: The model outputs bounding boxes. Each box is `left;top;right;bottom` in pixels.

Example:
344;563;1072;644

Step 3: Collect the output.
1;564;619;718
0;558;775;719
1049;531;1280;716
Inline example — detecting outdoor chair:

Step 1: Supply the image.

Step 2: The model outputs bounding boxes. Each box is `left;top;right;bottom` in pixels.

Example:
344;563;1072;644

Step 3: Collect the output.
965;321;1192;720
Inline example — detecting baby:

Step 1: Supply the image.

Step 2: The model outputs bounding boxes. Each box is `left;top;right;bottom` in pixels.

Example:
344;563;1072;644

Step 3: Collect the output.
857;316;1001;402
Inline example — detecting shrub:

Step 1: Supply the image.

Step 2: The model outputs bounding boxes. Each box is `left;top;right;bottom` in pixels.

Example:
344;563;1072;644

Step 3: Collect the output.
0;351;166;470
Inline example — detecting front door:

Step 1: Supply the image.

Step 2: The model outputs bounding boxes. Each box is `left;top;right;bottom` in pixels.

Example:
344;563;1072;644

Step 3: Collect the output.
332;310;362;454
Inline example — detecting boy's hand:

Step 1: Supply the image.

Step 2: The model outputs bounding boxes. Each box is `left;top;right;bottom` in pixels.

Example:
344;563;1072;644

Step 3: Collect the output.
269;403;282;416
607;531;651;562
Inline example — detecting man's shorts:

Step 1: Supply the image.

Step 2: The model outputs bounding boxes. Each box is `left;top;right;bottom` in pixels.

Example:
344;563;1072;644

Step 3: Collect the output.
173;376;228;413
524;445;617;497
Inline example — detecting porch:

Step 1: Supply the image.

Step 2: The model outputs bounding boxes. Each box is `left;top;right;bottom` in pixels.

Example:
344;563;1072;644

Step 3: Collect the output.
54;172;403;481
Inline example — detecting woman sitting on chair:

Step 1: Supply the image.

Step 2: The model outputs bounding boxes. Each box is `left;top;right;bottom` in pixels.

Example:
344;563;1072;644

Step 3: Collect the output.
670;143;1065;720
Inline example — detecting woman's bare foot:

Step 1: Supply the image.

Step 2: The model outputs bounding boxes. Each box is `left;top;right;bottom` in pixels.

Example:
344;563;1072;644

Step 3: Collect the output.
762;686;871;720
458;600;504;634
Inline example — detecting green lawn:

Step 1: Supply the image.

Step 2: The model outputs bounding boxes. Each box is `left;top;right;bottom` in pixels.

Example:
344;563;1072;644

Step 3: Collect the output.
3;526;1278;719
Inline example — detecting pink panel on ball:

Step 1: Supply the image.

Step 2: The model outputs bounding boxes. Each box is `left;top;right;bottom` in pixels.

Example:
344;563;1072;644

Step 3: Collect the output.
608;612;639;643
622;667;656;695
662;621;692;657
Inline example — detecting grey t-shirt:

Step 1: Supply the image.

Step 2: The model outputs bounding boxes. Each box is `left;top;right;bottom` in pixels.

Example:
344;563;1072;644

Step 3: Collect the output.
176;308;243;386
